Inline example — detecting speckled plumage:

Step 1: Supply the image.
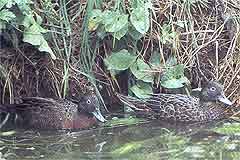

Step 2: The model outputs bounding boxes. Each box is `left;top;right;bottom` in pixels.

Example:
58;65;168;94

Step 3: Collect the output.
117;81;233;122
0;95;105;129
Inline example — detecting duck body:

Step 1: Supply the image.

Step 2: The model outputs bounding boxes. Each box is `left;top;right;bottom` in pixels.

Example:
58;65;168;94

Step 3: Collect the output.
0;95;106;129
117;81;233;122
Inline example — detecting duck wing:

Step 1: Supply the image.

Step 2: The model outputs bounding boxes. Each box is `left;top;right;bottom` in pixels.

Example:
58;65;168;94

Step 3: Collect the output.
20;97;58;106
147;93;199;111
117;93;202;121
117;93;199;111
0;97;62;113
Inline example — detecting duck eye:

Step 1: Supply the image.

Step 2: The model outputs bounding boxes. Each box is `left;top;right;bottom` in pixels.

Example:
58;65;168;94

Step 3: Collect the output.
210;87;216;91
86;99;91;104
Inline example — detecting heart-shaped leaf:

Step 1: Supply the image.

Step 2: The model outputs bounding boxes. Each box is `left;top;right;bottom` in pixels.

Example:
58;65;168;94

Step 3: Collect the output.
130;6;150;34
161;77;189;89
130;58;153;83
161;63;189;89
88;9;103;31
103;10;128;33
130;81;153;99
104;49;137;71
114;22;128;40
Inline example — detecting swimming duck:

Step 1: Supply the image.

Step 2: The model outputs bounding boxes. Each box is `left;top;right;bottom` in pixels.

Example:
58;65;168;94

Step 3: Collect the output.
0;94;106;129
117;81;233;122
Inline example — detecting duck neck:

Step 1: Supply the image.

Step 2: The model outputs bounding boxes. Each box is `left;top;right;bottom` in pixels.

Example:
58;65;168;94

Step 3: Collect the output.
198;100;213;107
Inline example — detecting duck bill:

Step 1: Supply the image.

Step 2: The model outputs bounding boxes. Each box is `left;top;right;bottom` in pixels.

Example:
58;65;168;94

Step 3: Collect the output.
92;108;106;122
192;88;202;92
217;94;233;106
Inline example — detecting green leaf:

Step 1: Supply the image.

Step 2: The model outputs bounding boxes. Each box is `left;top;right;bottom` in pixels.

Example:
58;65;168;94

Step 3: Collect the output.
150;51;161;68
0;0;16;9
88;9;103;31
21;15;34;28
114;22;128;40
35;12;43;25
162;65;184;81
176;20;185;28
161;64;189;89
23;23;56;59
144;1;153;9
160;24;177;44
0;0;7;10
104;49;137;70
166;56;177;66
0;9;16;22
23;24;42;46
130;6;150;34
103;10;128;33
161;77;189;89
38;38;56;60
130;82;153;98
14;0;32;15
5;0;15;8
0;0;15;10
128;24;143;40
130;58;153;82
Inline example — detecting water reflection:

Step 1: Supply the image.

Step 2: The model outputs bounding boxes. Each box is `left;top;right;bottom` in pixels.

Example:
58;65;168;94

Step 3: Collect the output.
1;119;240;160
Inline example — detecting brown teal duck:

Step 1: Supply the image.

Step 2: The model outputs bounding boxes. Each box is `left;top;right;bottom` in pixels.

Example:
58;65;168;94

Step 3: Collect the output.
117;81;233;122
0;94;106;129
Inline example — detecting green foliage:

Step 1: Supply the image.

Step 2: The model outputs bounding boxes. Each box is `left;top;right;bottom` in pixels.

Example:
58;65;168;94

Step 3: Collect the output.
149;51;161;68
130;81;153;98
104;49;137;71
160;57;189;89
104;51;189;95
0;9;15;22
0;0;16;10
22;19;55;59
161;64;189;89
95;1;188;97
130;5;150;34
88;0;151;40
103;10;128;33
160;24;177;44
114;23;128;40
0;0;55;59
128;24;143;40
88;9;103;31
130;58;154;83
104;50;155;98
88;9;129;40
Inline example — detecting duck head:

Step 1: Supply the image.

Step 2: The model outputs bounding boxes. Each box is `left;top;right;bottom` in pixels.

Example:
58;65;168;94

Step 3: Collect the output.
198;81;233;106
78;95;106;122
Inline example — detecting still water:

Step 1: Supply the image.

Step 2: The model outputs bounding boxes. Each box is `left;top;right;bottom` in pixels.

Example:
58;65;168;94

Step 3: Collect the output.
1;119;240;160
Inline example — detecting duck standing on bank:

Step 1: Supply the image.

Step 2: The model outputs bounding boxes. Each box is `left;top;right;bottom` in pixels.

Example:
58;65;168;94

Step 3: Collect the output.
117;81;233;122
0;94;106;129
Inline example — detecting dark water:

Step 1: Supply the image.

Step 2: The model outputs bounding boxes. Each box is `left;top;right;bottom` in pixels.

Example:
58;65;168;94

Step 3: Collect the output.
1;119;240;160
